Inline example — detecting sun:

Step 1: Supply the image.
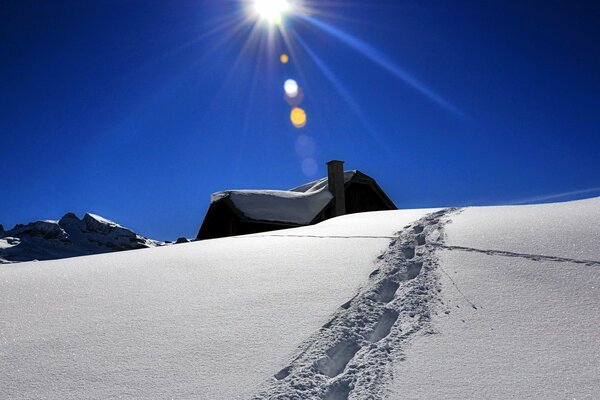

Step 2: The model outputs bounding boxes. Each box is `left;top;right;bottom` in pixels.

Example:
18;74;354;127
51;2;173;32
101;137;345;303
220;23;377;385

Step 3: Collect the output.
253;0;291;24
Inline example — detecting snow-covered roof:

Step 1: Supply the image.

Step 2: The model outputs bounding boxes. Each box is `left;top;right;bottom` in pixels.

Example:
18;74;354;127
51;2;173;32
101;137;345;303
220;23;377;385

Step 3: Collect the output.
209;171;359;225
290;170;357;193
211;189;333;225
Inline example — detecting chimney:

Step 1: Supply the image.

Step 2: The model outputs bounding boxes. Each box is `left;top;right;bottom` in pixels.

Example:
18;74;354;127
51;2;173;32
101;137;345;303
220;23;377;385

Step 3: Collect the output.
327;160;346;217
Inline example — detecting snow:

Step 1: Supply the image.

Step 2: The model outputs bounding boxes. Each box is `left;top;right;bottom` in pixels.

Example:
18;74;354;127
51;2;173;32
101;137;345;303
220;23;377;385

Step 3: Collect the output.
210;170;358;225
0;237;20;250
0;209;435;399
438;196;600;260
390;197;600;399
1;197;599;399
392;253;599;399
85;213;123;228
290;171;357;193
251;209;451;399
0;212;163;263
215;189;333;225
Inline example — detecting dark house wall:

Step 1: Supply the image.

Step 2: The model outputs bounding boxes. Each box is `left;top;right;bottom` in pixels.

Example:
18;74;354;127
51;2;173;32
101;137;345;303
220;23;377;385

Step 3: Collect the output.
345;183;392;214
320;182;395;221
197;201;238;239
197;201;300;240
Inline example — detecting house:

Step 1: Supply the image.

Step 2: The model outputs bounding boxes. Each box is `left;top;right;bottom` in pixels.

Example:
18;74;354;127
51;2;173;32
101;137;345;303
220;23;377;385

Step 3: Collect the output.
196;160;397;240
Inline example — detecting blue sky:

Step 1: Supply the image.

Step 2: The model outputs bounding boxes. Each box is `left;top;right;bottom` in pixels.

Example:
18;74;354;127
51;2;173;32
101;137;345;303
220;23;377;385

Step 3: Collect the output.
1;0;599;240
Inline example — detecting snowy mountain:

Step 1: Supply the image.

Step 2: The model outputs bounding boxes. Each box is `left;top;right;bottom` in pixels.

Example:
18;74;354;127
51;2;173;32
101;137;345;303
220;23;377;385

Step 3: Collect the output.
0;213;163;263
1;197;599;399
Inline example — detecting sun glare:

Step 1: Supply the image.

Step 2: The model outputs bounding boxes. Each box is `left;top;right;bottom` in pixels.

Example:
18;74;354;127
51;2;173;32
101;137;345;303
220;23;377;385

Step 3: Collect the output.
253;0;291;24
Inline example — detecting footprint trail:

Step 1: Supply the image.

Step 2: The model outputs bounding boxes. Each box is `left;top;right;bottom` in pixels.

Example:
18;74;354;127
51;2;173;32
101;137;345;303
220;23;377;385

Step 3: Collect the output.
251;208;458;400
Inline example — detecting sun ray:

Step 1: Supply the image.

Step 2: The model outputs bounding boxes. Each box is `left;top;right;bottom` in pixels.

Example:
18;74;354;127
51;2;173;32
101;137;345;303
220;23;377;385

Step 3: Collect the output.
194;19;267;122
234;29;269;172
296;14;465;117
292;30;392;155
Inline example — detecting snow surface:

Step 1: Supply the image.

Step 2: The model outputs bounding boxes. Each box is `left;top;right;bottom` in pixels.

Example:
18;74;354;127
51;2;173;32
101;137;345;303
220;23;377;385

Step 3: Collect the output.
1;197;599;399
0;209;435;399
391;198;600;399
251;209;453;399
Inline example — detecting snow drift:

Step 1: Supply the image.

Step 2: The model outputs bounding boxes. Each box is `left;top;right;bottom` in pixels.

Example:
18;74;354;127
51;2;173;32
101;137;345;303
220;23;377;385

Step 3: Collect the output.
1;197;599;399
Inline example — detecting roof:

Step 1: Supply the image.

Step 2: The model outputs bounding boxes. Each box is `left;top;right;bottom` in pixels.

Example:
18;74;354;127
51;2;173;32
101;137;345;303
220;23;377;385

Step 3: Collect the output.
210;171;360;225
209;170;395;226
289;170;357;193
212;189;332;225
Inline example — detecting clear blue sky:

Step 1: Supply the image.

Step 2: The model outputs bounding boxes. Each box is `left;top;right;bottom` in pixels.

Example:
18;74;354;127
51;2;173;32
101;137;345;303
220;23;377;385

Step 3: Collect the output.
2;0;599;240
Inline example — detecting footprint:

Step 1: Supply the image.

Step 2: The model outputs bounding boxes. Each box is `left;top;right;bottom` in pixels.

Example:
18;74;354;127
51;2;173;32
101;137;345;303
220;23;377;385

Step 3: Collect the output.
323;380;352;400
316;340;361;378
406;262;424;280
322;315;338;329
340;295;357;309
274;366;291;380
402;246;415;259
251;209;457;399
374;279;399;303
368;309;399;343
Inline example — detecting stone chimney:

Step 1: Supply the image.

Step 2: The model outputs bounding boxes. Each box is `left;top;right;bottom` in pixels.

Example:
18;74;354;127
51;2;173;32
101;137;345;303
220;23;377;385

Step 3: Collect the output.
327;160;346;217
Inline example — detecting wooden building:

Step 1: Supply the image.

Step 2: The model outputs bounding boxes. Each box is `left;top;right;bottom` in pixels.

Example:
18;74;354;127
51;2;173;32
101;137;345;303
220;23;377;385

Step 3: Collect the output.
196;160;397;240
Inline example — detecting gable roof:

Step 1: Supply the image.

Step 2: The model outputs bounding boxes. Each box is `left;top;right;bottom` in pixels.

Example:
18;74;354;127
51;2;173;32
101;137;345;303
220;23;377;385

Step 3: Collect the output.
211;189;333;225
289;170;357;193
209;170;394;226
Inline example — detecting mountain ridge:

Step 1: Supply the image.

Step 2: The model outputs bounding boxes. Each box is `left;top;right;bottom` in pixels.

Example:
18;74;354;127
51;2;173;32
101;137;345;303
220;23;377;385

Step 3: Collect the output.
0;212;163;263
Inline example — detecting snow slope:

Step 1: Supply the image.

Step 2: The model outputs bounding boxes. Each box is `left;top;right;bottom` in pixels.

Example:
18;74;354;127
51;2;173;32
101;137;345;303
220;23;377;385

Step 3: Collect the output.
391;197;600;399
0;208;435;399
1;198;599;399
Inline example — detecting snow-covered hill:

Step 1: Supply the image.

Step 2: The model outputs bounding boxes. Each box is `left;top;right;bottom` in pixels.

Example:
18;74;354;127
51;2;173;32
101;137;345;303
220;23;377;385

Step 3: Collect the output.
0;213;162;263
1;198;599;399
391;197;600;399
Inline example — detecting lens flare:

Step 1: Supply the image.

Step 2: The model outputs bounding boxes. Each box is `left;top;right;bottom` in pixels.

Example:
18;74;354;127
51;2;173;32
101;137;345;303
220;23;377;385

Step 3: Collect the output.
301;157;318;176
284;87;304;106
290;107;307;128
280;53;289;64
295;134;316;157
284;79;299;98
